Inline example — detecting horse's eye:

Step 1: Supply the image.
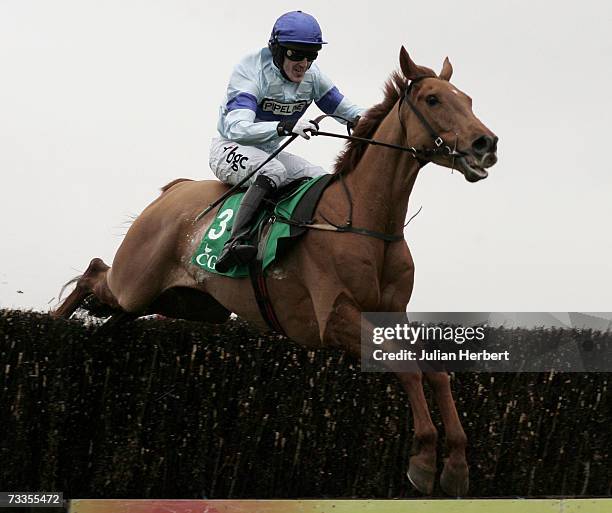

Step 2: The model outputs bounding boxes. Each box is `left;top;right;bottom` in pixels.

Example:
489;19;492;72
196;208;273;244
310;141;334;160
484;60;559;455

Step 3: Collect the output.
426;95;439;106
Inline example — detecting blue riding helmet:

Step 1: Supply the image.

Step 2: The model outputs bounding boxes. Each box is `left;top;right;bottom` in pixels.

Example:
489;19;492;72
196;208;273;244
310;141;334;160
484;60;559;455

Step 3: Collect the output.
268;10;327;46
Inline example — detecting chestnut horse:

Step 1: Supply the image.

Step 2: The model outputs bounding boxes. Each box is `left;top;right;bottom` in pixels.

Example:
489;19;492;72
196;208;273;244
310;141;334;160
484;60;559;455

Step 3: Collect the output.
53;47;498;496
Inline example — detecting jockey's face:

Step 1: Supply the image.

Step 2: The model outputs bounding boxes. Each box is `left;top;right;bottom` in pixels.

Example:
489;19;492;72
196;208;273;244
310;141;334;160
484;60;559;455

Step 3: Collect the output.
283;56;309;83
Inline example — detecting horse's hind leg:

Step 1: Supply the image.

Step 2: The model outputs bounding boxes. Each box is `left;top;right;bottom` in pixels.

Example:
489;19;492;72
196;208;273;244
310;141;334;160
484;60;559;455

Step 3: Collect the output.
52;258;121;319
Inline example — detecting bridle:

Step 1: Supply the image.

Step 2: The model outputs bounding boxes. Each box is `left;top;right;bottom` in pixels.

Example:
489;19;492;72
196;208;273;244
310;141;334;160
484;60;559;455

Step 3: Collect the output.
277;76;467;242
398;76;466;165
312;75;467;166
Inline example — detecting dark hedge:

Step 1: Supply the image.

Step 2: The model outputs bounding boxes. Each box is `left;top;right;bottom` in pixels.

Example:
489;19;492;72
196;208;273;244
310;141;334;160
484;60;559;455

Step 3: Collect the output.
0;309;609;498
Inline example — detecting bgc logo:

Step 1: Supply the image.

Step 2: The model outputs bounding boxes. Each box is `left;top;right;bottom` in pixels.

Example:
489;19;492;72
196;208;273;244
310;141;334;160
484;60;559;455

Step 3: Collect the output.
223;145;249;171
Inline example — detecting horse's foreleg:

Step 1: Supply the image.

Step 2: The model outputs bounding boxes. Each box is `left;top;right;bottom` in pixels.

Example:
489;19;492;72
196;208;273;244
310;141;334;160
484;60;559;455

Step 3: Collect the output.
398;371;438;495
425;372;468;496
52;258;121;319
322;296;437;495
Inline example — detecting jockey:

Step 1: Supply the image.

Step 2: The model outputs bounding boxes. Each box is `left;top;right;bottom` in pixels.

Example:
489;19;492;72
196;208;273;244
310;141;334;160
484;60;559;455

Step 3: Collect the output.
211;10;364;273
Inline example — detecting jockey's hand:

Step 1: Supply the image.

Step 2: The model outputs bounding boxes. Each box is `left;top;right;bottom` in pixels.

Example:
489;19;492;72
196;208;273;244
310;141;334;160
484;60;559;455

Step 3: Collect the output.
277;118;319;140
347;115;361;133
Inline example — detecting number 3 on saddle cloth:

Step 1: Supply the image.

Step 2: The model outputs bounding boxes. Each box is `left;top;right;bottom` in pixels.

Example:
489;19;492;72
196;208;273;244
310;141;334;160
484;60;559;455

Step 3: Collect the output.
192;174;334;278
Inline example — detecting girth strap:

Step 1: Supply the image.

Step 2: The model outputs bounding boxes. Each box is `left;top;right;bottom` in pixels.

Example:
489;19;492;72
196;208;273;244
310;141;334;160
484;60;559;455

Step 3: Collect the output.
277;216;404;242
322;222;404;242
248;217;287;335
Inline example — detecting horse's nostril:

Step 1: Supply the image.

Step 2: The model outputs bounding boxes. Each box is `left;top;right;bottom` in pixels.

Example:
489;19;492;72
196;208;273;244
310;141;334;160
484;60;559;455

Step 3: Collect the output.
472;135;493;155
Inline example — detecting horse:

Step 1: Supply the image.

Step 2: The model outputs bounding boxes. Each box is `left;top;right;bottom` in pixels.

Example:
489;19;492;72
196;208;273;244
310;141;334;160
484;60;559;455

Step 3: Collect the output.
52;47;498;496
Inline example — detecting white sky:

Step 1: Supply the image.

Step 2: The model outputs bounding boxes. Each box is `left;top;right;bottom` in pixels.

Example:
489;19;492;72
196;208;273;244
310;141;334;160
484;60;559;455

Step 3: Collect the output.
1;0;611;313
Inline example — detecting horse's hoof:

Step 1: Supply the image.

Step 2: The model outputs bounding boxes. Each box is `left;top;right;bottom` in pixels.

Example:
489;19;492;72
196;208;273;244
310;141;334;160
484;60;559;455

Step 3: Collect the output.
440;459;469;497
407;457;436;495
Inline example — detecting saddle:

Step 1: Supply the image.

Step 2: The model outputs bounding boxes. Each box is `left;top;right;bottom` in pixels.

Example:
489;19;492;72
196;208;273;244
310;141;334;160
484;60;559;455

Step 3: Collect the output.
192;174;334;278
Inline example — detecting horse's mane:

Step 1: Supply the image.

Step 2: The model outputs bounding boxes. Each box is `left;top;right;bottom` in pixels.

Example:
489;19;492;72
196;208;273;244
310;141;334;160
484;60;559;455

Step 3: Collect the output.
334;71;409;175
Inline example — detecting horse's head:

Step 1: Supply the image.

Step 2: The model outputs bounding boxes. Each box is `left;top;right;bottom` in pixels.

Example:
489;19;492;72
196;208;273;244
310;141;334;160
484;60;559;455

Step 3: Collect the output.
398;46;498;182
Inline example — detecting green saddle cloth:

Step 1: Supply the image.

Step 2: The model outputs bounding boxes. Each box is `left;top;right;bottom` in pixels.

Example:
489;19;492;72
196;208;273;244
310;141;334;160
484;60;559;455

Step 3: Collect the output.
192;176;326;278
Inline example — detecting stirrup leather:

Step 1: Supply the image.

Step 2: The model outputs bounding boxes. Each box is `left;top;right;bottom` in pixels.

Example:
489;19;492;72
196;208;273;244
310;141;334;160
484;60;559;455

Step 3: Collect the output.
214;175;276;273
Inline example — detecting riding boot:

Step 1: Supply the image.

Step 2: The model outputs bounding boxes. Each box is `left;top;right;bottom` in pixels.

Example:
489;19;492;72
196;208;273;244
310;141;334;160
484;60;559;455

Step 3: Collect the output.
215;174;276;273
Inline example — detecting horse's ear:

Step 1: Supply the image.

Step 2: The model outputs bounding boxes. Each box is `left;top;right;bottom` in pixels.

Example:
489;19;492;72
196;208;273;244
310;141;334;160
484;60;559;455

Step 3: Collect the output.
439;56;453;81
399;46;431;81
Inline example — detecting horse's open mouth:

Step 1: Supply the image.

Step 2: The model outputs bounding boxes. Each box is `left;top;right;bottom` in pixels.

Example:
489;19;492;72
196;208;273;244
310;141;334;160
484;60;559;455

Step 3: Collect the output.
457;156;489;182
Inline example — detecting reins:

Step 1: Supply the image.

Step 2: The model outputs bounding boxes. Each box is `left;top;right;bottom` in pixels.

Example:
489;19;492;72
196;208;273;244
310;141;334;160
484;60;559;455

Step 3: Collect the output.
311;77;466;163
197;76;460;243
280;77;463;241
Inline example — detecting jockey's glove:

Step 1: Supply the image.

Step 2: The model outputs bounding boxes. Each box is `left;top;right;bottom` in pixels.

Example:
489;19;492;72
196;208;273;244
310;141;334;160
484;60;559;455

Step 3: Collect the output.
277;118;319;140
347;115;361;132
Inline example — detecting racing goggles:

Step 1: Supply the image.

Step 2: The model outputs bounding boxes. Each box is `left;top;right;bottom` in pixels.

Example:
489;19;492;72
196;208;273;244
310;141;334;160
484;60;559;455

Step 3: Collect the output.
284;47;318;62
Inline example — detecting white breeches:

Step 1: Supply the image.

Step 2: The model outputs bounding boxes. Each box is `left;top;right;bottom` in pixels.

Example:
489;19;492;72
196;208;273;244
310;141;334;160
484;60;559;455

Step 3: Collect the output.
209;137;327;188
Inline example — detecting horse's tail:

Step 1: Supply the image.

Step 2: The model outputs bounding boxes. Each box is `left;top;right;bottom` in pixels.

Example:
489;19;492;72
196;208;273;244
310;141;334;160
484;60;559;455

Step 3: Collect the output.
56;272;119;319
57;275;82;303
51;274;86;318
160;178;194;195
